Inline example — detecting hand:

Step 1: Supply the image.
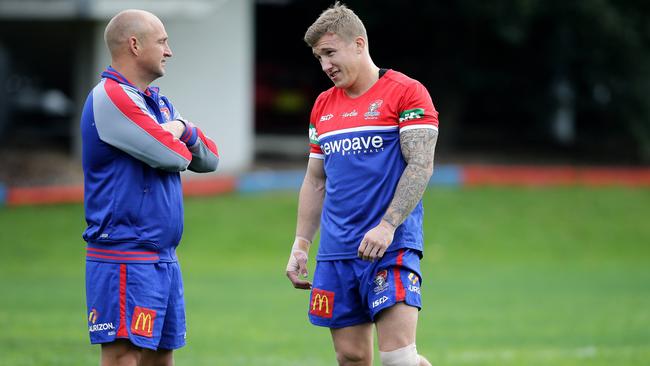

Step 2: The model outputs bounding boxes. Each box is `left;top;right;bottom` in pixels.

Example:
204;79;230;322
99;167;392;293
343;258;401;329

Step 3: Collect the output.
286;237;312;290
160;120;186;139
357;220;395;261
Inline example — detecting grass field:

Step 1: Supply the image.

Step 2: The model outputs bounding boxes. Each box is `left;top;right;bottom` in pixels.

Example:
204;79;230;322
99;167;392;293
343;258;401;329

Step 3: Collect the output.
0;187;649;365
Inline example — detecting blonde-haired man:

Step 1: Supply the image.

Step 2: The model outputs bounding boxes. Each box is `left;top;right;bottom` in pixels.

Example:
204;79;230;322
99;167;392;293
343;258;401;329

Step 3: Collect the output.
286;3;438;366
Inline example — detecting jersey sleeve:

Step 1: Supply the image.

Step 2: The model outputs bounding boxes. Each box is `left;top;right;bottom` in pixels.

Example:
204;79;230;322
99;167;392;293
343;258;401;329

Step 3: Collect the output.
308;100;324;160
166;98;219;173
93;79;191;172
397;81;439;133
186;121;220;173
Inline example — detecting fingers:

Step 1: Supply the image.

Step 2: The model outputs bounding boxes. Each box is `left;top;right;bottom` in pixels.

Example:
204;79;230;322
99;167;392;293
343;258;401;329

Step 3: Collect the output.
362;241;375;261
376;245;387;259
298;260;309;277
286;271;312;290
294;251;309;277
359;244;385;261
357;238;368;258
368;245;382;261
358;237;387;261
358;224;394;261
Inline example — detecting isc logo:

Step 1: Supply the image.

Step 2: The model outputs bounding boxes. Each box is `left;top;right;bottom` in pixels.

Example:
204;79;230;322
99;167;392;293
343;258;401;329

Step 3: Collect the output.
372;295;389;308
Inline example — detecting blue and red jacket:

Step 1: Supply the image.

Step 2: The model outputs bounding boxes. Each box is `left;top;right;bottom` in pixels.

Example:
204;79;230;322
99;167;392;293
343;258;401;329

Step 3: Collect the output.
81;67;219;263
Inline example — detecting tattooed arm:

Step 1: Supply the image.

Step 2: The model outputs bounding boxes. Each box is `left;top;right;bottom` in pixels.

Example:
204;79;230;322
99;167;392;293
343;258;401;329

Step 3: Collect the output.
383;128;438;227
357;128;438;261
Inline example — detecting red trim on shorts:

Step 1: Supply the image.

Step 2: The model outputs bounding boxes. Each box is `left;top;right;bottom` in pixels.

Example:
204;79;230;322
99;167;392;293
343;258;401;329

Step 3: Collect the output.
87;247;157;255
116;264;128;338
86;253;159;261
393;250;406;302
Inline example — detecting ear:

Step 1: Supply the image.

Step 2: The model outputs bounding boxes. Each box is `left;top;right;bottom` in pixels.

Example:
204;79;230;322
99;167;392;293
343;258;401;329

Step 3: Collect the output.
128;36;140;56
354;36;366;54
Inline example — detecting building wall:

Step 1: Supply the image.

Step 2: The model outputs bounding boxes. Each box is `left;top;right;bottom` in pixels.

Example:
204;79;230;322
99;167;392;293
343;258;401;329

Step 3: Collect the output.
90;0;253;174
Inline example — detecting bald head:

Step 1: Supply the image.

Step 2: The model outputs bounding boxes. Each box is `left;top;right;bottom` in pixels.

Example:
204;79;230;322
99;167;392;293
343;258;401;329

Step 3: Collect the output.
104;9;162;57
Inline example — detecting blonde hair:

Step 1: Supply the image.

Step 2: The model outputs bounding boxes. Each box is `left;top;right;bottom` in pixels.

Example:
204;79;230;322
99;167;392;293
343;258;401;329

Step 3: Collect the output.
304;2;367;47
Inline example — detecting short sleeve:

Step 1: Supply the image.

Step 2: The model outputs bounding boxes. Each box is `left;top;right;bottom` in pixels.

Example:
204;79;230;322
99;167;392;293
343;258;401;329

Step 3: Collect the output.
398;81;439;133
309;123;324;159
308;99;324;159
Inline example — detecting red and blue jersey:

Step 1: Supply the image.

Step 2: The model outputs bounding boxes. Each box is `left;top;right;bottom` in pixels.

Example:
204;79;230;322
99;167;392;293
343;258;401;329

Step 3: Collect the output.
81;66;219;264
309;70;439;260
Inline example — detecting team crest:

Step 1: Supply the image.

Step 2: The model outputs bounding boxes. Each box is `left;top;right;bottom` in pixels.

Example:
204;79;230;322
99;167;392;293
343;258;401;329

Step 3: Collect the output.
158;99;171;121
160;107;171;121
373;269;389;294
364;99;383;119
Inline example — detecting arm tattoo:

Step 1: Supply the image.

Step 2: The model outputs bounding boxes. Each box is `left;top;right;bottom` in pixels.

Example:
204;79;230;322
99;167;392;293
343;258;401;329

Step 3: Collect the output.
382;128;438;228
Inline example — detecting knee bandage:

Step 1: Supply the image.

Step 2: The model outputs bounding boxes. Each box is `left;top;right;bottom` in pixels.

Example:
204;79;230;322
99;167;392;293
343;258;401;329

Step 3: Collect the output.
380;343;420;366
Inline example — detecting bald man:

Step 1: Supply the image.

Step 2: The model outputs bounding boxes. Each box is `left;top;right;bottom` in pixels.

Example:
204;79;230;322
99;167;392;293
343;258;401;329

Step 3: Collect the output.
80;9;219;366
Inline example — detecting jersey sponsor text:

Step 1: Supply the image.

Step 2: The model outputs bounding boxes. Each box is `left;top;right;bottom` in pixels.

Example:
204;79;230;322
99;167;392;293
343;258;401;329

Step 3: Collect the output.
321;135;384;156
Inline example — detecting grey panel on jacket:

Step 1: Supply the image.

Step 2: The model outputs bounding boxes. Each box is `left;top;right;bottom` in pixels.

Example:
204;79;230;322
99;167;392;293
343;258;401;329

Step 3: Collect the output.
93;81;190;172
188;139;219;172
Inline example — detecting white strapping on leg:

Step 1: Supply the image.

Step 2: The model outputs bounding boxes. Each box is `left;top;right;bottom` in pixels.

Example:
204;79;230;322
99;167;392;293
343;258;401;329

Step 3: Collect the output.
380;343;420;366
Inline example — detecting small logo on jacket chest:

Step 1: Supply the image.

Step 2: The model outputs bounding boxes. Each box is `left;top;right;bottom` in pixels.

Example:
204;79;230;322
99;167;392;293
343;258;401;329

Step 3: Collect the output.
159;100;171;121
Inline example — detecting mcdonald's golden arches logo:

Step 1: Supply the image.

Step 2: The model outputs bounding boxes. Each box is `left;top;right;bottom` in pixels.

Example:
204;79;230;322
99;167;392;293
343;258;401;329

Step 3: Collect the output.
309;288;334;319
130;306;157;338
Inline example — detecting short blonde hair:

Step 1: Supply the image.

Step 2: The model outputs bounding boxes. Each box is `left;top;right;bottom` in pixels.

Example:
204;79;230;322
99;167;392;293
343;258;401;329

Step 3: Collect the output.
304;2;367;47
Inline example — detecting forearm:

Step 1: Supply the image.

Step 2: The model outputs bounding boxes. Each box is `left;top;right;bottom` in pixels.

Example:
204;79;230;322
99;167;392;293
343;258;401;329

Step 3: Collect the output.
295;174;324;241
287;165;323;289
383;163;432;228
160;120;185;139
168;119;219;173
382;129;438;228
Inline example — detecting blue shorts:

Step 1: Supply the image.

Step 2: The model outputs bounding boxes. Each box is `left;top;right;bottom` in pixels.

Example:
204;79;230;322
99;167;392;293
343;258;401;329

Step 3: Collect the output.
85;261;186;350
308;248;422;328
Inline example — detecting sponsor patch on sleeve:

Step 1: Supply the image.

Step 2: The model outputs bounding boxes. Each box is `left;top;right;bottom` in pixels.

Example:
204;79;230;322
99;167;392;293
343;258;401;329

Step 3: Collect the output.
399;108;425;122
309;124;319;145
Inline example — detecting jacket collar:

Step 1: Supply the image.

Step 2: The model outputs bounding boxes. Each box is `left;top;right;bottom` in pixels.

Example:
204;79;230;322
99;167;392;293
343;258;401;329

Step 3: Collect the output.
101;66;158;96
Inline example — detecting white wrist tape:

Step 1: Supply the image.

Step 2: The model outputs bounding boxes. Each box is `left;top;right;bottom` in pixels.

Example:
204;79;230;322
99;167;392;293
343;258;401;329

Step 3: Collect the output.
286;236;311;272
380;343;420;366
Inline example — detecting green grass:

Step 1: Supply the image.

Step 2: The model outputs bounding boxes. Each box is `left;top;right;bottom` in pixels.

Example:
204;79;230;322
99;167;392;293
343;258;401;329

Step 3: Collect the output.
0;187;649;365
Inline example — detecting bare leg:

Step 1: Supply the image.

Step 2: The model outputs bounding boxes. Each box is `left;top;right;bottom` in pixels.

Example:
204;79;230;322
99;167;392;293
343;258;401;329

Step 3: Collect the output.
375;303;431;366
101;339;140;366
140;348;174;366
330;323;374;366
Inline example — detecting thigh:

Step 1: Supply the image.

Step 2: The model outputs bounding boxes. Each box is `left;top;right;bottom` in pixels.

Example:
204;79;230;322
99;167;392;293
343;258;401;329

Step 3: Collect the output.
374;302;419;352
309;260;372;328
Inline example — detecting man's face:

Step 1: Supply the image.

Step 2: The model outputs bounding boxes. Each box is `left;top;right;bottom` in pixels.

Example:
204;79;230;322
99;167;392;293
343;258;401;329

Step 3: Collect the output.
312;33;361;90
138;19;173;80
